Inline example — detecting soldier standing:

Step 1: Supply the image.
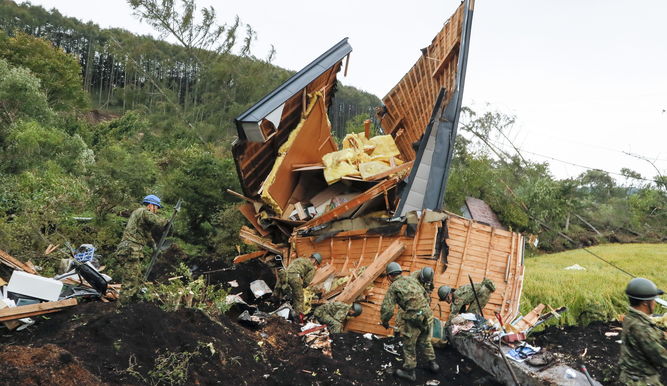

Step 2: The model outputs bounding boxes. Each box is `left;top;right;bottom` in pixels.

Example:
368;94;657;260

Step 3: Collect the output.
437;278;496;318
313;302;362;333
114;195;168;300
380;262;438;382
619;277;667;385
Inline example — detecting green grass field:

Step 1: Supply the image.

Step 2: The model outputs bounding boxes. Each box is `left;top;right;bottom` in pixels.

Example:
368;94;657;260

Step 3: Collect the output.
521;243;667;326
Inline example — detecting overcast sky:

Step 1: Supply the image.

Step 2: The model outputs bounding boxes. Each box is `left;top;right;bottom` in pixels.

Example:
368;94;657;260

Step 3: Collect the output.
27;0;667;183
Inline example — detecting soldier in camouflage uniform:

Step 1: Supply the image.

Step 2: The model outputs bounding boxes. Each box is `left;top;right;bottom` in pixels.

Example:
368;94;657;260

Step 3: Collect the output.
114;195;167;301
438;278;496;319
410;267;435;302
619;277;667;386
380;262;438;382
277;253;322;315
314;302;362;333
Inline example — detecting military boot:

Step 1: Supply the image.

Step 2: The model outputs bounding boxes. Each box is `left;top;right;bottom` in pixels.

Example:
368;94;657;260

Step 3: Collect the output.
428;360;440;373
396;368;416;382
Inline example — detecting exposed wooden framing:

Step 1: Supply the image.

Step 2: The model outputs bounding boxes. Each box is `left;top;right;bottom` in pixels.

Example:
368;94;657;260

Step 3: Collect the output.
454;219;473;287
226;189;262;205
483;228;495;278
310;264;336;288
0;299;77;322
334;240;405;304
298;177;400;231
431;42;460;79
239;226;285;255
0;249;37;274
343;53;351;77
238;203;270;237
233;250;267;264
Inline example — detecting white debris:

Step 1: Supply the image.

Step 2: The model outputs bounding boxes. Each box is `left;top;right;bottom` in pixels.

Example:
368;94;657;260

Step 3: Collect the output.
301;322;322;332
426;380;441;386
564;264;586;271
227;280;239;287
225;293;247;305
249;280;272;298
362;333;373;340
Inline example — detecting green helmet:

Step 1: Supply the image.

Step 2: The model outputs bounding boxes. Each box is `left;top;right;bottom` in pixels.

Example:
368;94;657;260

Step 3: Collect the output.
626;278;664;300
311;253;322;265
386;262;402;276
482;278;496;292
419;267;434;283
350;303;363;317
438;286;452;301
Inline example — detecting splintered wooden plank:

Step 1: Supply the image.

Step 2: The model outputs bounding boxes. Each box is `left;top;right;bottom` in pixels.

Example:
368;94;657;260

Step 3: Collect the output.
0;298;77;322
309;264;336;288
334;240;405;304
238;203;270;237
233;250;267;264
298;177;400;231
0;249;37;274
239;226;285;255
363;161;414;181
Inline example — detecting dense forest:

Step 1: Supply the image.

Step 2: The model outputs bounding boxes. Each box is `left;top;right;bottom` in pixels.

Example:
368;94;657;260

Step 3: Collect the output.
0;0;666;281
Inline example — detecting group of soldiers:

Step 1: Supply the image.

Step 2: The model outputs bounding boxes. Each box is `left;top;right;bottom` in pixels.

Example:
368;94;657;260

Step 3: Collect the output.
117;196;666;384
275;252;497;382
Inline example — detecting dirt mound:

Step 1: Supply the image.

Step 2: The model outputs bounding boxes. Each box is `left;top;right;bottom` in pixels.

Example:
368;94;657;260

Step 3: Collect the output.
0;344;102;385
529;321;667;385
1;300;498;385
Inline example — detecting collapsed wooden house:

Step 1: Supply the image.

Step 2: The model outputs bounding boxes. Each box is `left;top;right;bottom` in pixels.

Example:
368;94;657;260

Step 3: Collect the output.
230;0;525;335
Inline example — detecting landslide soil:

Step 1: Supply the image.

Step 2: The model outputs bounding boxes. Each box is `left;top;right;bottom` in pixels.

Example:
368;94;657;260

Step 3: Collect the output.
529;321;667;385
1;260;497;385
1;301;498;385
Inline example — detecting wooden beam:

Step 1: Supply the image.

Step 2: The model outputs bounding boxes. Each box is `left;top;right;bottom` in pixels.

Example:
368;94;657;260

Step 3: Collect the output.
0;249;37;274
226;189;262;205
239;226;285;255
364;161;414;181
513;304;545;331
334;240;405;303
309;264;336;288
0;298;77;322
299;177;400;231
238;203;270;237
233;250;267;264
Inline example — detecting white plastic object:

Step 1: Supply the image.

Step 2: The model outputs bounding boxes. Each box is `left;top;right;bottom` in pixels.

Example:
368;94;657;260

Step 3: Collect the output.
7;271;63;301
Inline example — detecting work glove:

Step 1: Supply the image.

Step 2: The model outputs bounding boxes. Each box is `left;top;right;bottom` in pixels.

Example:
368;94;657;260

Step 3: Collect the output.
381;320;390;329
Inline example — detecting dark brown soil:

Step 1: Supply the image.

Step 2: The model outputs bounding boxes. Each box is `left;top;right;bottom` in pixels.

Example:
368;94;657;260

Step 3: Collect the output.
529;321;667;385
0;300;499;385
0;344;102;385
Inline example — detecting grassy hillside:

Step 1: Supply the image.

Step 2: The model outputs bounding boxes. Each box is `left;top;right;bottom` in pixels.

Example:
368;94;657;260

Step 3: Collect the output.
521;243;667;326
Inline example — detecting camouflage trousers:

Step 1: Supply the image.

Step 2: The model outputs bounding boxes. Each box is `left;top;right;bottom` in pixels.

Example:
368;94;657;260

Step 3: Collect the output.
314;313;344;334
287;275;306;314
113;240;147;303
274;271;307;314
399;310;436;369
620;372;663;386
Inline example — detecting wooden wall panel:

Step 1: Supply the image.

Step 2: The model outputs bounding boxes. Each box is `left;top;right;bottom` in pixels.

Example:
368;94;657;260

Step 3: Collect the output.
290;212;524;336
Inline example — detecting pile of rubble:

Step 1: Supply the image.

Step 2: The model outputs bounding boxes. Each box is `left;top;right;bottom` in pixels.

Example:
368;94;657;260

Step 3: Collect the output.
0;245;117;331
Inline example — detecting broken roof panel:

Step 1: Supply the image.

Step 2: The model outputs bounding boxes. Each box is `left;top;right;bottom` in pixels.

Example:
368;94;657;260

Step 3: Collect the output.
463;197;506;230
234;38;352;142
232;39;352;197
379;1;472;162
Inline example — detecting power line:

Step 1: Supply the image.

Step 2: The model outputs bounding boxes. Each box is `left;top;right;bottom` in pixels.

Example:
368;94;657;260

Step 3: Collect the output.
485;138;665;185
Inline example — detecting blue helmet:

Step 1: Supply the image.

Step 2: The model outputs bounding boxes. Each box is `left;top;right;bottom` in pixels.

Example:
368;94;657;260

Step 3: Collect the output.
143;194;162;208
